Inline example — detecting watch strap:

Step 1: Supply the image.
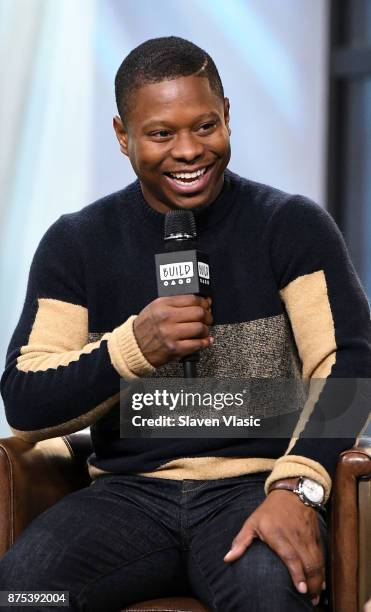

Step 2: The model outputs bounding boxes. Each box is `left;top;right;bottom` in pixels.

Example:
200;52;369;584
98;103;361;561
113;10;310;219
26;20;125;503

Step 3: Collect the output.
268;477;325;511
268;478;301;494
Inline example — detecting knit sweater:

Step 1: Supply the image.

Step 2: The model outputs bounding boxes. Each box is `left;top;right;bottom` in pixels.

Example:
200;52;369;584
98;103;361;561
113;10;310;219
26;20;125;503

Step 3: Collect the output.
2;170;370;503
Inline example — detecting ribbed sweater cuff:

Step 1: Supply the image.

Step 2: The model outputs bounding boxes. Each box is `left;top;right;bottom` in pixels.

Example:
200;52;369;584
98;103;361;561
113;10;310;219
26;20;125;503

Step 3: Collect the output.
264;455;332;503
107;315;155;379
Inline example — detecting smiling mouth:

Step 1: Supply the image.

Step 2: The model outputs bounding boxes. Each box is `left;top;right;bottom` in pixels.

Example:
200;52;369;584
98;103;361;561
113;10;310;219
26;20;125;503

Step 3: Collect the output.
164;164;213;186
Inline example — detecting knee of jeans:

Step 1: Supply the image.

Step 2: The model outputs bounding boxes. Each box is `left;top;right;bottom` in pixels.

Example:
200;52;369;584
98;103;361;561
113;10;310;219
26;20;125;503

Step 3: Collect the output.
233;540;294;598
0;547;57;590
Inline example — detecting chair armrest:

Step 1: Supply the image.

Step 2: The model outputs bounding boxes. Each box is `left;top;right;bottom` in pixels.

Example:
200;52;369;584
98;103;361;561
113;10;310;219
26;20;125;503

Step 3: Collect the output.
330;447;371;612
0;435;91;558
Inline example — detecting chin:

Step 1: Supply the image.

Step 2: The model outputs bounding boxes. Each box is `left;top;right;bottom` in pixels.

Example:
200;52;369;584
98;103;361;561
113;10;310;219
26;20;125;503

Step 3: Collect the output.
169;187;216;210
187;200;212;214
169;198;211;214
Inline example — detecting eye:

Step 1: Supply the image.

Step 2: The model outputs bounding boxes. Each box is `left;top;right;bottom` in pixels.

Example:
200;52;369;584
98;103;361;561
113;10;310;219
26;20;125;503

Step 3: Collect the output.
199;122;217;132
151;130;172;139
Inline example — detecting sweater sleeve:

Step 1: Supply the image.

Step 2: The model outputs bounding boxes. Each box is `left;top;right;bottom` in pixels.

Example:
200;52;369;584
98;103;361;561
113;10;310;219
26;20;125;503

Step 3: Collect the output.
0;216;155;443
263;196;371;502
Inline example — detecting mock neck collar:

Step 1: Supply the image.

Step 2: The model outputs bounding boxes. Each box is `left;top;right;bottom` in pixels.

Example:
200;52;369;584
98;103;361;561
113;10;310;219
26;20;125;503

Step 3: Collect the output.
127;169;241;236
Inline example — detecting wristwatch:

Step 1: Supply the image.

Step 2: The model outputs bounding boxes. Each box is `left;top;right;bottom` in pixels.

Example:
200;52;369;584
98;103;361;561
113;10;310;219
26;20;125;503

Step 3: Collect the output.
268;477;325;510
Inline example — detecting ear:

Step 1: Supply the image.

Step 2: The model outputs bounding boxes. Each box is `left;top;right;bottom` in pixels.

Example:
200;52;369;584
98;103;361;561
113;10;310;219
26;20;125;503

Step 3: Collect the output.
113;115;129;156
224;98;231;135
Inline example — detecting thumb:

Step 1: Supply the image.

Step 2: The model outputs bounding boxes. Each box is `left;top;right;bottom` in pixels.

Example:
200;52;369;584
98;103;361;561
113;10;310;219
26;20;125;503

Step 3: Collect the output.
223;525;256;563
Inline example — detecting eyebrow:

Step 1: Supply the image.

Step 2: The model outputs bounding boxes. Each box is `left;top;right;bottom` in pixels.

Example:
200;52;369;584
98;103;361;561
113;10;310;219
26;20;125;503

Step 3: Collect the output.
142;112;220;131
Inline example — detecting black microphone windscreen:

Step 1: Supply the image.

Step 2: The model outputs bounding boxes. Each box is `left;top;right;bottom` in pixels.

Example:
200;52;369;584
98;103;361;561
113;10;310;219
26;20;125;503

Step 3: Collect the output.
164;210;197;242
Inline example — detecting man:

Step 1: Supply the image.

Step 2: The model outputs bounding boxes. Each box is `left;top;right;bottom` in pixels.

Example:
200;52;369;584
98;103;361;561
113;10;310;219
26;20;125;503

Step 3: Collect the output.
0;36;370;611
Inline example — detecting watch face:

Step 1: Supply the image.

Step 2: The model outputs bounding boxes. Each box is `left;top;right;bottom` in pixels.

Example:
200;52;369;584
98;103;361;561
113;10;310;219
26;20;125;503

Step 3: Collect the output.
301;478;324;504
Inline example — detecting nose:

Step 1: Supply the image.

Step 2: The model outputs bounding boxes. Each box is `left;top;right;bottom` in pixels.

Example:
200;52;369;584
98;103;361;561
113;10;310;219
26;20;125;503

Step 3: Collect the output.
171;130;203;163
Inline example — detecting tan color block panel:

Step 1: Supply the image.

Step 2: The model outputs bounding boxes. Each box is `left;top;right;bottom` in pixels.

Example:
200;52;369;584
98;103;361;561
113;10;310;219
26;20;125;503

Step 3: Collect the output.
107;315;155;378
16;298;105;372
279;270;336;379
136;456;275;480
280;270;337;470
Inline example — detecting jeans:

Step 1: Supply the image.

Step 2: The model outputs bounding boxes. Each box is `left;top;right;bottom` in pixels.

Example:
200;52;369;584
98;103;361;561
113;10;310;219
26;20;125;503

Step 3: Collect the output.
0;471;328;611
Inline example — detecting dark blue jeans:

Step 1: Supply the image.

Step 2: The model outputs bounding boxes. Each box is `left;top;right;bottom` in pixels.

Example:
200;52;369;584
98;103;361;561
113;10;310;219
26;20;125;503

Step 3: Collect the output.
0;471;328;611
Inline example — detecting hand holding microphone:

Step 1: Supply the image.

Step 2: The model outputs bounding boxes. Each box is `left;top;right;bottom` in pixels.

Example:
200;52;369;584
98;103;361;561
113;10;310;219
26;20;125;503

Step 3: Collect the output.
133;210;213;376
133;294;213;368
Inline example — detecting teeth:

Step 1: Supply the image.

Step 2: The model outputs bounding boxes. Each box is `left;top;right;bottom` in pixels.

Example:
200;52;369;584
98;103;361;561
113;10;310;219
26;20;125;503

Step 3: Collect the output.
173;178;199;186
169;167;207;179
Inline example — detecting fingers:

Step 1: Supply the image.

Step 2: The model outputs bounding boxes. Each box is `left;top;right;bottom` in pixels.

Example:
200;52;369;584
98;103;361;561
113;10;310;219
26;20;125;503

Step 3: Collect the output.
153;297;213;326
171;306;213;326
259;531;325;599
222;508;326;608
302;558;326;599
223;541;249;562
164;295;212;310
300;516;326;598
264;532;309;593
135;295;213;366
175;336;214;357
224;523;325;600
223;520;256;562
172;322;210;340
221;495;327;605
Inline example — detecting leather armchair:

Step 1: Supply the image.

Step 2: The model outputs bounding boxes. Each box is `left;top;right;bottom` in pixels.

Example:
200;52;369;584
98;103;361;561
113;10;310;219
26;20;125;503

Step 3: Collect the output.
0;432;370;612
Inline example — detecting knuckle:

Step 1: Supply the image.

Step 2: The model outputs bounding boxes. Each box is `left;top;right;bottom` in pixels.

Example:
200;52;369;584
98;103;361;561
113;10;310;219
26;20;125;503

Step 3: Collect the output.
165;340;178;357
304;563;324;577
282;551;300;564
154;297;167;310
195;306;205;319
200;337;210;349
157;323;168;339
258;518;272;533
195;322;207;336
156;308;171;322
261;524;281;541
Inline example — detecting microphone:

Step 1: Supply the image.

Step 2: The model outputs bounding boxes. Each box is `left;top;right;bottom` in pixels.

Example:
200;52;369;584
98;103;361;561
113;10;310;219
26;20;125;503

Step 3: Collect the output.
155;210;211;378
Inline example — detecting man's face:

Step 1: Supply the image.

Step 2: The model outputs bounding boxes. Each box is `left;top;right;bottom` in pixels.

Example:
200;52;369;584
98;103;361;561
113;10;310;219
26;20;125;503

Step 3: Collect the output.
113;75;231;213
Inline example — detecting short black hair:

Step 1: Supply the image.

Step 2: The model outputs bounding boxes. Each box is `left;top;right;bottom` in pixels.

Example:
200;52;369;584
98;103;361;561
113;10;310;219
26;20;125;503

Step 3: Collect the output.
115;36;224;125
